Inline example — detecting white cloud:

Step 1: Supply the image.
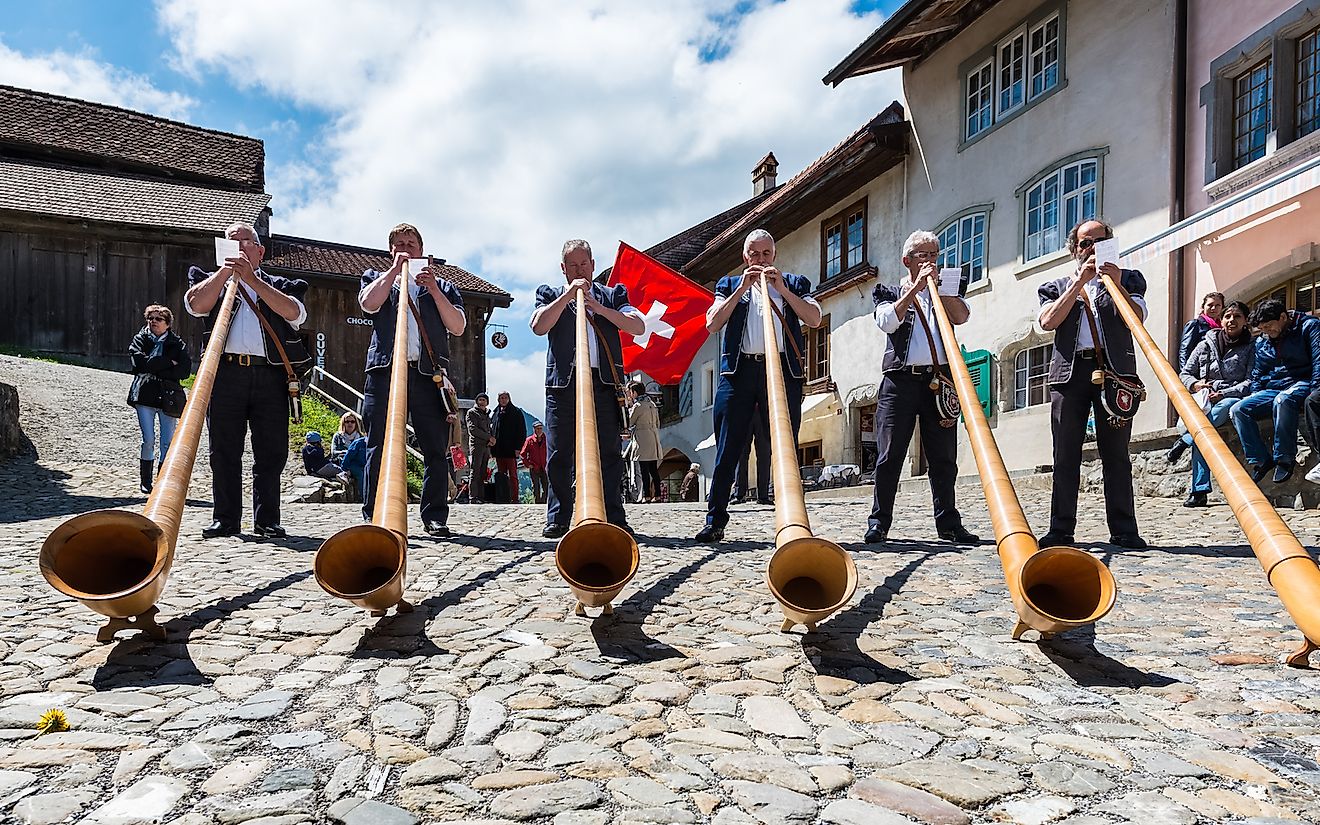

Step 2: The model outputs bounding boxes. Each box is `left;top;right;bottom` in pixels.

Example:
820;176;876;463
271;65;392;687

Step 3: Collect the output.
156;0;902;364
0;39;194;119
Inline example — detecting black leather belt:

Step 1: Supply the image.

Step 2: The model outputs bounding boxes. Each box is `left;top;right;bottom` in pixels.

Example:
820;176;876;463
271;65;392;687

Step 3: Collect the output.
1077;348;1100;359
741;353;767;362
223;353;271;367
903;364;936;374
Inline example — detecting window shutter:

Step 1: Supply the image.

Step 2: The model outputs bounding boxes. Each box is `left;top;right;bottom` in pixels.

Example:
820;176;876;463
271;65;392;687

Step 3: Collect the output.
678;372;694;417
963;347;994;417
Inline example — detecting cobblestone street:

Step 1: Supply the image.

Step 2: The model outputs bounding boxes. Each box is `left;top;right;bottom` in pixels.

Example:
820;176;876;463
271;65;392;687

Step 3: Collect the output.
4;358;1320;824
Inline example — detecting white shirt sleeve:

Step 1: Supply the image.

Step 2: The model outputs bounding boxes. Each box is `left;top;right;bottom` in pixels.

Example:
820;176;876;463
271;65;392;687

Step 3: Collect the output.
874;301;903;333
1130;294;1149;321
185;290;207;318
286;294;308;329
359;284;380;315
706;294;732;328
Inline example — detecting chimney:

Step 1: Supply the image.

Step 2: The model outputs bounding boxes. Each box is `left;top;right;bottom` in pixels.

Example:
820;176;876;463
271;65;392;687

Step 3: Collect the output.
752;152;778;196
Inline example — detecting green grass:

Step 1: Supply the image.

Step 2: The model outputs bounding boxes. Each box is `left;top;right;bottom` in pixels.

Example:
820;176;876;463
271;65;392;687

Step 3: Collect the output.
0;346;73;365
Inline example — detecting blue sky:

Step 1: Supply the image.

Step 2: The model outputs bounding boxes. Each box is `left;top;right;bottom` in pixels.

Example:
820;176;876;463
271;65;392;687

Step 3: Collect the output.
0;0;903;420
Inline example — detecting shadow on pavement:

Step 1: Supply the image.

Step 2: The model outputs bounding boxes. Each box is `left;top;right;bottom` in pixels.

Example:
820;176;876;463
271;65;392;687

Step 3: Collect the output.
799;551;941;685
589;550;719;662
1039;623;1181;688
92;570;313;690
0;455;213;523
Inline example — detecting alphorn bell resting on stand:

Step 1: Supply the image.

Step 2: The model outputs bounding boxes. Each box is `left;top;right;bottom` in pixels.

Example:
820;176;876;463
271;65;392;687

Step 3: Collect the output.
1096;263;1320;667
866;230;980;546
40;276;242;642
696;229;823;544
357;223;467;538
530;239;645;614
314;244;419;617
1036;220;1149;550
922;269;1116;640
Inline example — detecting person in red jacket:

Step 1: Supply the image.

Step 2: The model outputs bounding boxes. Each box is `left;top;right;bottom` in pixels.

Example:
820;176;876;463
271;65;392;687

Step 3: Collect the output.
519;421;548;504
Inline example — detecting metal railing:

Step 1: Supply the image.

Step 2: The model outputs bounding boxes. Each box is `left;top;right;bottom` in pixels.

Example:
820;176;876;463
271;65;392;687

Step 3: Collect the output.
309;366;424;462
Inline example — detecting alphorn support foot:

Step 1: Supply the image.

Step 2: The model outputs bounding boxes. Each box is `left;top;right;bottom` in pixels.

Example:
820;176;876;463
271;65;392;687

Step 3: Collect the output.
573;601;614;618
1285;637;1319;668
1012;620;1029;641
369;599;415;618
97;606;165;643
779;619;819;633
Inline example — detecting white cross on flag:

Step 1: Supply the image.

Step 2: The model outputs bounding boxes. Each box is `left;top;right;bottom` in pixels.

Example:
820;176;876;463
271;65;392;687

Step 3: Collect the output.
606;242;713;385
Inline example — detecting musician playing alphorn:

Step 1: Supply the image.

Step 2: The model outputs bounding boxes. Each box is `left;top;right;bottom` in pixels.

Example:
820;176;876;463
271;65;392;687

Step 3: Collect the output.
695;229;822;544
1036;219;1148;550
185;222;309;539
359;223;467;538
531;239;645;539
865;230;979;546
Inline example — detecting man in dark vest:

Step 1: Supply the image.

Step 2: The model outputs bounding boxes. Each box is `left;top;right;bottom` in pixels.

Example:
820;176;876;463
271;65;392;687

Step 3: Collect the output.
359;223;466;537
696;229;822;543
530;239;645;538
865;230;979;545
1037;218;1148;549
185;222;309;539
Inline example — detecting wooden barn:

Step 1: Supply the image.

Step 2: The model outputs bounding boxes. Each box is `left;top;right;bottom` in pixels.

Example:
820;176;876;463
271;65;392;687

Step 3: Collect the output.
0;84;511;396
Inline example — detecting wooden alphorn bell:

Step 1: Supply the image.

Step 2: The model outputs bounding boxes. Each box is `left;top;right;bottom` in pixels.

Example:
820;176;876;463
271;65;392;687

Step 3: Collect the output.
1099;270;1320;666
555;285;640;616
760;274;858;632
40;278;242;642
923;274;1116;640
314;264;416;616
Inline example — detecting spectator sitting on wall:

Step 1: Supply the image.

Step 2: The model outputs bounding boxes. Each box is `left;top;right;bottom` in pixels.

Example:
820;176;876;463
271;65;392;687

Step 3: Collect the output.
1178;291;1224;369
301;431;349;484
331;411;364;461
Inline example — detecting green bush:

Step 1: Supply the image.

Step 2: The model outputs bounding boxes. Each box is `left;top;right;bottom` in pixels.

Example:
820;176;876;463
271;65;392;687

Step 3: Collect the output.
292;394;422;499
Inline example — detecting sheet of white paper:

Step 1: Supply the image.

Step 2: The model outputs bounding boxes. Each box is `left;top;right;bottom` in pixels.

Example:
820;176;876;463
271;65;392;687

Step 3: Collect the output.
407;257;431;277
214;237;240;267
1093;238;1119;270
938;267;962;296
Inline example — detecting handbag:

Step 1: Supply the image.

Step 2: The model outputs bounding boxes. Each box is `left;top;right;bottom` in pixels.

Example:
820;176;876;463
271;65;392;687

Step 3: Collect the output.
160;383;187;418
911;298;961;428
450;445;468;469
1080;293;1145;427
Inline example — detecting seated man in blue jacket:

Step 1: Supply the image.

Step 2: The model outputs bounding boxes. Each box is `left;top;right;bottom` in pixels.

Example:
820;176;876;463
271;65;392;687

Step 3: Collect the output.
1230;298;1320;483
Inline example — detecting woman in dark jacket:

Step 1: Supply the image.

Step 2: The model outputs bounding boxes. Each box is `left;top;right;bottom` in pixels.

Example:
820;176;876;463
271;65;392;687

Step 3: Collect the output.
1177;291;1224;369
127;305;191;493
1169;300;1253;507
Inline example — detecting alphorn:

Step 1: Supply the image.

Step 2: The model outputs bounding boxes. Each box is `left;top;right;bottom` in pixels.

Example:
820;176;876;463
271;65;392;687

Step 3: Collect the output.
1099;270;1320;666
314;268;415;616
762;275;858;632
40;278;242;642
555;286;639;616
923;274;1116;640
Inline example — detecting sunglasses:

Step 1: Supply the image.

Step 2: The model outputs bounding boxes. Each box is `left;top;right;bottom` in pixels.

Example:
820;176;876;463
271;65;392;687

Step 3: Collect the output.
1076;236;1112;251
146;316;168;322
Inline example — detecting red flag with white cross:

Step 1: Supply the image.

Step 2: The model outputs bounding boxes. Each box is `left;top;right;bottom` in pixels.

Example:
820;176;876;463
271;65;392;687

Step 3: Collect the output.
606;242;713;385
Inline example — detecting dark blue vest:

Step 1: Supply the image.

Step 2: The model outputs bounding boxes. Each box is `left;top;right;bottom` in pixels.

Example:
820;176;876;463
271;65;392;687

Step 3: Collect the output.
538;282;629;389
1037;268;1145;384
360;269;464;375
716;272;811;380
186;266;310;367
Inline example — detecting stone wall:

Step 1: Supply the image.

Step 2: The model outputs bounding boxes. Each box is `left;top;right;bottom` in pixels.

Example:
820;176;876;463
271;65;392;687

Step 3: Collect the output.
0;382;24;458
1079;423;1320;509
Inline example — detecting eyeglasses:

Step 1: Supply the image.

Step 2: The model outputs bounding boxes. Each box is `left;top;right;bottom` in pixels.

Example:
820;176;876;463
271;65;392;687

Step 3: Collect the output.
146;316;168;322
1076;236;1112;250
909;250;939;260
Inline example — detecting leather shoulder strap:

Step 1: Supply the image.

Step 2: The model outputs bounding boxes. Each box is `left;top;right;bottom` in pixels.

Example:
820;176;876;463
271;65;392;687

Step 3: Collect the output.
1079;290;1107;374
236;286;298;384
406;292;444;383
910;295;945;367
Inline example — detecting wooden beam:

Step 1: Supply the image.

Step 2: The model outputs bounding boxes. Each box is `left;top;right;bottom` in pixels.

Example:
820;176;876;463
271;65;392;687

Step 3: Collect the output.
889;16;964;41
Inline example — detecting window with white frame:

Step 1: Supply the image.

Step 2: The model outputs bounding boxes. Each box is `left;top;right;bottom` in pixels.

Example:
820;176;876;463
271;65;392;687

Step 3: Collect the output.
938;213;988;285
701;362;715;410
962;6;1063;143
1024;158;1098;261
1233;57;1273;169
820;199;867;282
1014;344;1053;409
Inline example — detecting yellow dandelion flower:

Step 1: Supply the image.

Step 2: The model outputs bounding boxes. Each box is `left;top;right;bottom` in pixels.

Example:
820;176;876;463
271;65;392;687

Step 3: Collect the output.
36;708;69;735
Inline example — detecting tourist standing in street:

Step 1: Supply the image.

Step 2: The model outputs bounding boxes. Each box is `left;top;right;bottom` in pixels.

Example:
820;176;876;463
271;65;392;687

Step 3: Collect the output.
628;381;663;502
126;304;191;494
466;393;494;503
491;391;527;503
520;421;548;504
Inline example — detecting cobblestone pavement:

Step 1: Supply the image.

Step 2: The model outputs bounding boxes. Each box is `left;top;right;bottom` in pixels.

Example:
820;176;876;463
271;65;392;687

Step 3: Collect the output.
3;357;1320;824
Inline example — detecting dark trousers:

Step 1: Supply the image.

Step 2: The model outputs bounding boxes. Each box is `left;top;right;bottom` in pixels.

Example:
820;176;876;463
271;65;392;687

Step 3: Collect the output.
528;467;548;504
1050;365;1138;537
734;405;771;501
207;361;288;528
868;371;963;533
545;372;627;527
361;367;450;526
639;460;662;499
706;358;802;529
495;456;520;501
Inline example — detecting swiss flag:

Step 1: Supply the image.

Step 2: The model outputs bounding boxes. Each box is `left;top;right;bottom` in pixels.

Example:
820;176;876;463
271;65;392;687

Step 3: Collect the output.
606;242;713;385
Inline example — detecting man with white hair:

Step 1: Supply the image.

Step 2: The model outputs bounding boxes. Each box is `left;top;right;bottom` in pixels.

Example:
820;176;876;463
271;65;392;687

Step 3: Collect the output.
531;239;646;538
185;222;310;539
865;230;979;545
695;229;822;543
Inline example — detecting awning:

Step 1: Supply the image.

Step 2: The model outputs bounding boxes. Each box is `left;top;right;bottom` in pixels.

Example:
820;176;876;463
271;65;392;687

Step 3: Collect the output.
696;433;717;451
802;392;834;416
1121;155;1320;266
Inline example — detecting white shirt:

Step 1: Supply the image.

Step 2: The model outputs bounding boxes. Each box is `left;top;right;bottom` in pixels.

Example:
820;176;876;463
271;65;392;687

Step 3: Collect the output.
186;271;307;357
874;290;969;366
359;280;423;363
708;280;822;355
1035;278;1148;349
